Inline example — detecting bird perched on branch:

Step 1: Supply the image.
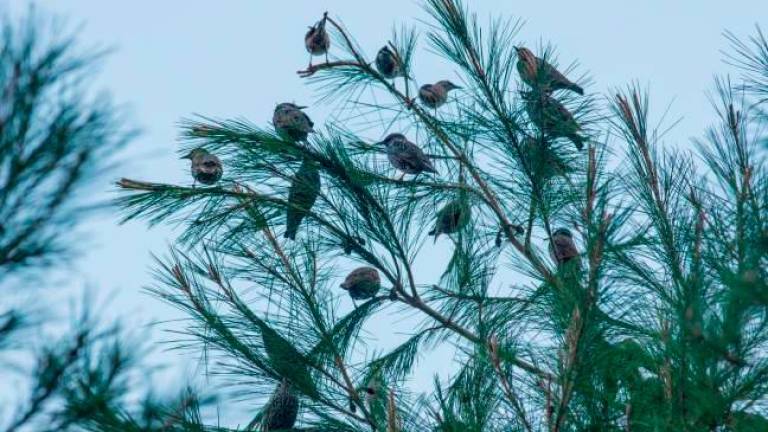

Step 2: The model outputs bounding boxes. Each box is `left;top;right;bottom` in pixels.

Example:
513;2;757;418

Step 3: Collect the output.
418;80;461;109
261;379;299;431
515;46;583;95
375;45;405;80
285;158;321;240
273;103;314;142
182;148;222;186
524;92;585;150
429;200;470;242
305;15;330;67
340;266;381;300
378;133;437;179
549;228;580;266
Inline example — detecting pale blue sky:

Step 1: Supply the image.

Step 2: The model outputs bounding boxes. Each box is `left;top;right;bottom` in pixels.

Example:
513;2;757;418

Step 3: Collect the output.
4;0;767;425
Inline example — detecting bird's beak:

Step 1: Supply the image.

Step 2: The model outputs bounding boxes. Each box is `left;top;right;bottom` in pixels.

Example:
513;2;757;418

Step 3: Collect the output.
513;46;521;53
180;154;191;160
296;105;308;110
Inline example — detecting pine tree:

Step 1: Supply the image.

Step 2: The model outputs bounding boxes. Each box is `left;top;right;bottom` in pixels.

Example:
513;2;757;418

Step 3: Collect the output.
117;1;768;430
0;10;200;432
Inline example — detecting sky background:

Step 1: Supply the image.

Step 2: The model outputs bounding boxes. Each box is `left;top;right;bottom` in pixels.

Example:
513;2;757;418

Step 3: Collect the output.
3;0;767;427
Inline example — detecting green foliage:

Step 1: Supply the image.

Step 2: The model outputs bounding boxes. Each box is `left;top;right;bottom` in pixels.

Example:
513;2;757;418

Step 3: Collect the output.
116;2;768;431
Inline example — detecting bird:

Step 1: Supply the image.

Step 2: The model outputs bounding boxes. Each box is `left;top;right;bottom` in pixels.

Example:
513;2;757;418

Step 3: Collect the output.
549;228;580;266
261;379;299;431
375;45;405;80
523;92;585;150
514;46;584;95
305;16;330;68
273;103;314;142
429;200;470;242
418;80;462;109
285;158;321;240
378;133;437;179
521;136;570;179
181;148;222;186
340;266;381;300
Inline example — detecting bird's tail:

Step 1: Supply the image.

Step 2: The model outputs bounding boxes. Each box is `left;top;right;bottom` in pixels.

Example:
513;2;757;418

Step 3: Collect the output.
569;134;585;151
284;226;297;240
569;83;584;96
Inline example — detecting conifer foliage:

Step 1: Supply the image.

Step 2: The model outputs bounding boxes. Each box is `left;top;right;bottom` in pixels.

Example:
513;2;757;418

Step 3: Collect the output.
118;1;768;430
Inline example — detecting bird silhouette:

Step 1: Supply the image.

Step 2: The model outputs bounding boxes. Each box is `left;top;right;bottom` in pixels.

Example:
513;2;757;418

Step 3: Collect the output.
378;133;437;179
273;103;314;142
261;379;299;431
429;200;470;242
515;46;583;95
285;158;321;240
181;148;222;186
375;45;405;80
305;17;330;68
418;80;461;109
340;266;381;300
549;227;580;266
523;92;585;150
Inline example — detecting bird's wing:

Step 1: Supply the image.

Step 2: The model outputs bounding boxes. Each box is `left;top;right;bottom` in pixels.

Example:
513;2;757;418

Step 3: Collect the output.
549;97;575;123
300;111;315;131
540;58;572;85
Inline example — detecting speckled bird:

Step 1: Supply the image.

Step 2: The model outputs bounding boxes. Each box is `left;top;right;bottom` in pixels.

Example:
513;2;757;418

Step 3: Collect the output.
429;200;470;242
378;133;437;178
273;103;314;142
285;158;321;240
261;379;299;431
418;80;461;109
182;148;222;186
340;266;381;300
305;17;330;67
549;228;580;266
515;46;583;95
375;45;405;79
524;92;585;150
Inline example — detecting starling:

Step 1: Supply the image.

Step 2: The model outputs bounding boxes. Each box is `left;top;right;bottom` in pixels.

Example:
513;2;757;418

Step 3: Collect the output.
521;136;570;179
429;200;470;242
524;92;585;150
305;17;330;67
375;45;405;80
285;158;321;240
515;46;584;95
378;133;437;177
181;148;223;186
261;379;299;431
418;80;462;109
273;103;314;142
549;228;580;265
340;266;381;300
